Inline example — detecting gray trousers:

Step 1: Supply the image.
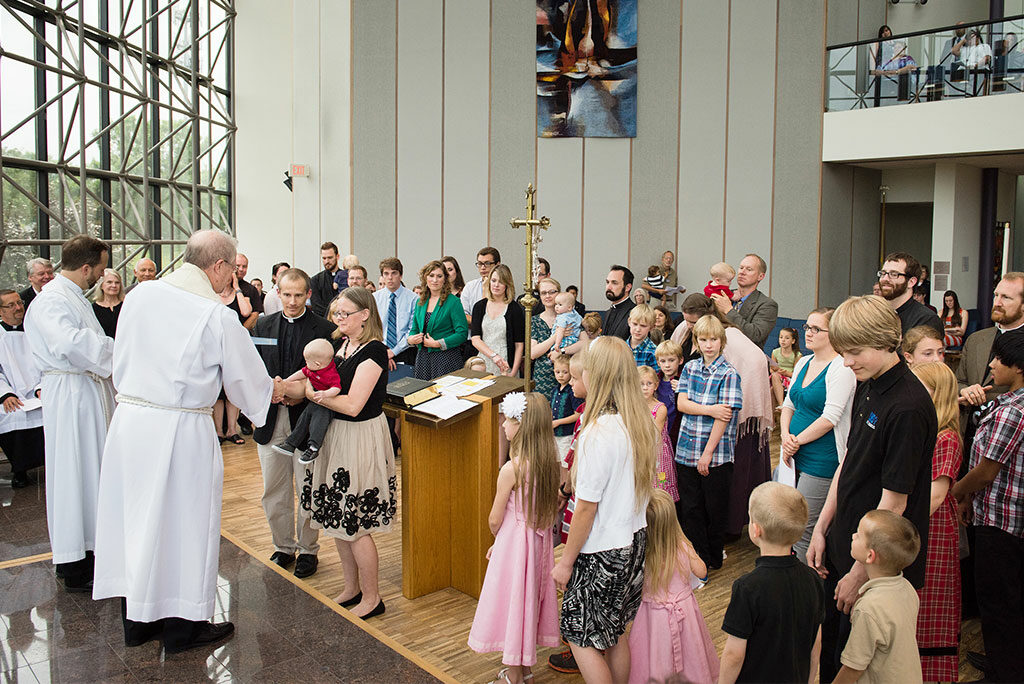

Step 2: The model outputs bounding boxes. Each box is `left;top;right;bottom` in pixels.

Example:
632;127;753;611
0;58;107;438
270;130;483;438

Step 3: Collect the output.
255;410;320;556
793;471;832;564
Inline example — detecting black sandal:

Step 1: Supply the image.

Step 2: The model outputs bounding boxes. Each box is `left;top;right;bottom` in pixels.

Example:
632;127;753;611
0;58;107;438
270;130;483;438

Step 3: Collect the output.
227;434;244;445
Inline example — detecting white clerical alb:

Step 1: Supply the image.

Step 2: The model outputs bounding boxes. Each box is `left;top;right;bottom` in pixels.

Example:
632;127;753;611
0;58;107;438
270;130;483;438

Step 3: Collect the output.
92;264;273;622
0;325;43;434
24;274;115;565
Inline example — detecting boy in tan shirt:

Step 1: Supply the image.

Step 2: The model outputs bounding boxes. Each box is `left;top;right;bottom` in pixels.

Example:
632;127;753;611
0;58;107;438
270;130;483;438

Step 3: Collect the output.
833;510;923;684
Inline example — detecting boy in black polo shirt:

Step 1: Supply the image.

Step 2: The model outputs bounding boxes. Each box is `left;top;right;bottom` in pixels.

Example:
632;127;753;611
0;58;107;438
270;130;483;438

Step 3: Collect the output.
719;482;825;684
806;294;936;682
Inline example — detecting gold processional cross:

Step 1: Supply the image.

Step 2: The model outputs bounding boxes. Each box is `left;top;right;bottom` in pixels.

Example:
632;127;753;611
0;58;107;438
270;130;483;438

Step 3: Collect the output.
510;184;550;392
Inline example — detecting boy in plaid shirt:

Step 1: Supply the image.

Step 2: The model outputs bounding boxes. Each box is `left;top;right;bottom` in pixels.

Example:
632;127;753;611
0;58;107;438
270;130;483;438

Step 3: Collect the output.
627;304;658;368
676;314;742;570
952;330;1024;683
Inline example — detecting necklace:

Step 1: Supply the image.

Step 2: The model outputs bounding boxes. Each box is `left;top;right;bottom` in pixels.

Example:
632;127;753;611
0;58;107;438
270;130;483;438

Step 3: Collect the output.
341;338;363;359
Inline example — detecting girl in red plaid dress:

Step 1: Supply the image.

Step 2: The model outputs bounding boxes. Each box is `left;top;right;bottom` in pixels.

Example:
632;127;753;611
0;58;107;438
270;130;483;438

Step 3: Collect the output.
911;362;963;683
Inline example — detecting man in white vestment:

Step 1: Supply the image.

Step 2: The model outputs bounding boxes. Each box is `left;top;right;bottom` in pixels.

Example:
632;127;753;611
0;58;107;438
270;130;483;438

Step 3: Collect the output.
93;230;274;654
24;235;115;592
0;290;45;488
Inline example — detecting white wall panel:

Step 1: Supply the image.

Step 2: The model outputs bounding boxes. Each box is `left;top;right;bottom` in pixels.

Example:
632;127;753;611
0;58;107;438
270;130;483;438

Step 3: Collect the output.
442;0;490;270
234;0;294;280
397;0;443;273
319;0;352;256
536;138;583;294
677;0;729;295
582;139;631;306
290;1;322;276
724;0;776;293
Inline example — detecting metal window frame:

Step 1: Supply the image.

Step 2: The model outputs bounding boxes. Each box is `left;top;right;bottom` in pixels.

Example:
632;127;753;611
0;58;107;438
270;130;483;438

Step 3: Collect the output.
0;0;235;282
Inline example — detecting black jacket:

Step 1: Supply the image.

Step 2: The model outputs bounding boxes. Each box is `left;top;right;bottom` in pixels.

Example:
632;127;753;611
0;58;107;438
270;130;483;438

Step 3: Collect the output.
603;297;636;341
309;269;338;318
19;286;37;309
251;309;336;445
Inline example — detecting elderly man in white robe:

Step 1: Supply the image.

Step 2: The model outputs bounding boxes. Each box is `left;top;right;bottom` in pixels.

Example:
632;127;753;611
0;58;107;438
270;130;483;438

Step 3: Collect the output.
93;230;276;654
0;289;45;488
24;235;115;592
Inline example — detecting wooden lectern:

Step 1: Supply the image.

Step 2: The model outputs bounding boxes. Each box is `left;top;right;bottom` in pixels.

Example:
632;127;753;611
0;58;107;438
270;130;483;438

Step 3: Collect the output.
386;371;524;600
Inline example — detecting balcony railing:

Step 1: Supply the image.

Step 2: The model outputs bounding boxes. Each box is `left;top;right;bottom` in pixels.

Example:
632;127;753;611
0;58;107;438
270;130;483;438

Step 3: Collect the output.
826;15;1024;111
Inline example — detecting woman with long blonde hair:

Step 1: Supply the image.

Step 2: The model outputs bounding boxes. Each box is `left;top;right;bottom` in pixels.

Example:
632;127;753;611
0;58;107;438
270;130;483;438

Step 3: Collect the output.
552;335;657;683
910;361;963;683
628;489;718;684
468;392;561;683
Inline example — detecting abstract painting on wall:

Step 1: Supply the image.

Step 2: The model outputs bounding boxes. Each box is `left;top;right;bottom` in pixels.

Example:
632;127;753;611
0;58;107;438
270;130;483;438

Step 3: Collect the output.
537;0;637;138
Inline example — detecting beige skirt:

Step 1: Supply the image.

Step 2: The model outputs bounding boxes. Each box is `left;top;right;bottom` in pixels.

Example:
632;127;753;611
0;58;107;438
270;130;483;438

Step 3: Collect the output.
300;413;397;541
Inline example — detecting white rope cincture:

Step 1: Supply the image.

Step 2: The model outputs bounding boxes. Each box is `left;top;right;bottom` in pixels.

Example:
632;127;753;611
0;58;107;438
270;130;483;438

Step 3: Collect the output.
115;394;214;416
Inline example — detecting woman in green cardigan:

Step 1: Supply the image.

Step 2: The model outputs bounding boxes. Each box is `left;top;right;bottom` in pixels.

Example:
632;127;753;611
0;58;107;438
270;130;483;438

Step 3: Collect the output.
407;260;469;380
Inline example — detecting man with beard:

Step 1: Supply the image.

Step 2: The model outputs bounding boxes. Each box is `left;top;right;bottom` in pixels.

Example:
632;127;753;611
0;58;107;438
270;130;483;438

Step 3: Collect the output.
876;252;942;339
602;265;635;340
24;235;115;592
310;242;341;318
710;253;779;348
957;273;1024;413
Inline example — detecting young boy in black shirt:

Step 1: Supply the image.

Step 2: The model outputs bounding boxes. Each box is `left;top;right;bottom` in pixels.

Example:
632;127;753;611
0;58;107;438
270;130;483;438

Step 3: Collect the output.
806;295;937;681
719;482;825;684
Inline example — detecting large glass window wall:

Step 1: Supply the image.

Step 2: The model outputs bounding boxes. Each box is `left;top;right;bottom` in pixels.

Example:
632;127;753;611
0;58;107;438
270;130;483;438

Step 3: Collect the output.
0;0;234;289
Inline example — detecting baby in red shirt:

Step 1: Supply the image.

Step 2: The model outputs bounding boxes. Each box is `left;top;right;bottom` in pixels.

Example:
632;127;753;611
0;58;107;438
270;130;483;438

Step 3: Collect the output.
271;339;341;464
702;261;736;300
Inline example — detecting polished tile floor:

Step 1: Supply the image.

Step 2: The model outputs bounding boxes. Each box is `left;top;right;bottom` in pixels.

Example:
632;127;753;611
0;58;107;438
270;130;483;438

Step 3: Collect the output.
0;468;440;683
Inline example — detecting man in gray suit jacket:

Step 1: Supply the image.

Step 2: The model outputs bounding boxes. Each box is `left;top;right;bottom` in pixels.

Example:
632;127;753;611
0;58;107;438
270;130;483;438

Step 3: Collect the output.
957;273;1024;413
710;253;779;348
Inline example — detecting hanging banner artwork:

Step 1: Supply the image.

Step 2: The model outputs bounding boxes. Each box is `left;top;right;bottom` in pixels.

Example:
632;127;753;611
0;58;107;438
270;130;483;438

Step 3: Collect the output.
537;0;638;138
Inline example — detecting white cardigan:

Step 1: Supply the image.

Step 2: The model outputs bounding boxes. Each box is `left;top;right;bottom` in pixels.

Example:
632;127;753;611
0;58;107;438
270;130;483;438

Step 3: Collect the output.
782;354;857;463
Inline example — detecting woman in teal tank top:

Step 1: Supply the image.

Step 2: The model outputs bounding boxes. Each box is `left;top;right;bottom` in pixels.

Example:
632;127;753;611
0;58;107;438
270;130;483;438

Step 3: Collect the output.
780;308;857;561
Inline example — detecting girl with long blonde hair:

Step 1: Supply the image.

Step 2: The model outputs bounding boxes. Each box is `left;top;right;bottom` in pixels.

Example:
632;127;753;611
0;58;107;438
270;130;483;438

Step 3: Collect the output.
553;335;657;683
629;489;718;684
910;361;963;683
468;392;561;684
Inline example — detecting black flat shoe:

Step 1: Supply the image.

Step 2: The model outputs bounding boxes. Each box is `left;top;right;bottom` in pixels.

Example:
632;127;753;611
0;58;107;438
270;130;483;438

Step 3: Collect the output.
10;472;30;489
269;551;295;569
338;592;362;608
164;621;234;654
62;578;93;593
355;600;385;619
293;553;318;578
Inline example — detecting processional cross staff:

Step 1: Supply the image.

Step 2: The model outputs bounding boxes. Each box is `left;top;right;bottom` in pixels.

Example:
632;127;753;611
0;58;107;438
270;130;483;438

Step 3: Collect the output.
510;184;550;392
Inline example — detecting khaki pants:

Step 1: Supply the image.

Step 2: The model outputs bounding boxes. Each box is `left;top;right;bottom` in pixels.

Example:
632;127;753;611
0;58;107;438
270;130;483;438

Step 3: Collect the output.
255;410;319;556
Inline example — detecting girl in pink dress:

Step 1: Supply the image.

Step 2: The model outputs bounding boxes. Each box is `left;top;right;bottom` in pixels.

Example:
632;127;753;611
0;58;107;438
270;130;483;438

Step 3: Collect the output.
468;392;562;684
629;489;718;684
639;365;679;500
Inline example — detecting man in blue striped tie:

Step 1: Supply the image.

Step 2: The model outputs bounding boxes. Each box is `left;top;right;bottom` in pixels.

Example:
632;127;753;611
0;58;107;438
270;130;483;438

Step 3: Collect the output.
373;258;418;371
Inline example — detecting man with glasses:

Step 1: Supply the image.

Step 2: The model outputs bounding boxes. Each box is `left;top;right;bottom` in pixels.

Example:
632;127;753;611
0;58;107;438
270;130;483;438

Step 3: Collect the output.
0;290;44;488
711;253;779;348
876;252;942;339
460;247;501;322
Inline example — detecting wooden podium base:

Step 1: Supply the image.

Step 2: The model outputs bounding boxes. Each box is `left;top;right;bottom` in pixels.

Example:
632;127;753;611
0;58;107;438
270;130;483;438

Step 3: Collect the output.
387;372;523;600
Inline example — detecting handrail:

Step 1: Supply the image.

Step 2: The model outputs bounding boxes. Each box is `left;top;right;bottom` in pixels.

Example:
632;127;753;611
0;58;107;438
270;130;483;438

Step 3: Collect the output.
827;13;1024;51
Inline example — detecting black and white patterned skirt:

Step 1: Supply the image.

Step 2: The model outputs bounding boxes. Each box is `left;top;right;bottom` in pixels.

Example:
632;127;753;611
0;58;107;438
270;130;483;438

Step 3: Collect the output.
560;528;647;650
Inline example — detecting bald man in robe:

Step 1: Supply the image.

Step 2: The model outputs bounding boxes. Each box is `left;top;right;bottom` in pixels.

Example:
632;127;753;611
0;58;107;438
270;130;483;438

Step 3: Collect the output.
93;230;275;653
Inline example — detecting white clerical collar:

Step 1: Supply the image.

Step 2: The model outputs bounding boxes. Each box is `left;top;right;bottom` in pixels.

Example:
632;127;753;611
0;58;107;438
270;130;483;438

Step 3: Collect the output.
997;319;1024;333
283;310;306;323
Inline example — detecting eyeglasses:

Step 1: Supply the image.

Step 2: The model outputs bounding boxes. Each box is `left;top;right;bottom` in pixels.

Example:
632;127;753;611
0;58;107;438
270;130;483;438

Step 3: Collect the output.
876;270;911;280
803;324;828;334
475;261;495;268
334;308;364;320
539;289;558;296
0;302;23;310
